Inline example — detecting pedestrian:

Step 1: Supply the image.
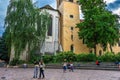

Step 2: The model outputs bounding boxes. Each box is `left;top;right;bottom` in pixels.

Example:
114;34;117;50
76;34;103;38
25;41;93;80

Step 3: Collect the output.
70;62;74;72
67;62;71;71
96;60;100;66
33;61;39;78
118;62;120;70
38;60;45;79
63;62;67;73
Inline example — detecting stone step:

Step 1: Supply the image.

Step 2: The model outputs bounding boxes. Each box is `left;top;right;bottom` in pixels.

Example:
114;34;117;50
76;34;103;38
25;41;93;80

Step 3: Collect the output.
45;64;120;71
2;62;120;71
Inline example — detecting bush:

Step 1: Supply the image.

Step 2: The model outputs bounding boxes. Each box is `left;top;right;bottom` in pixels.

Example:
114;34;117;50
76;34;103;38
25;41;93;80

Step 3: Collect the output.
10;58;25;66
29;54;41;64
76;53;96;62
43;55;54;63
86;53;97;61
114;52;120;61
10;58;19;66
55;51;76;62
98;52;116;62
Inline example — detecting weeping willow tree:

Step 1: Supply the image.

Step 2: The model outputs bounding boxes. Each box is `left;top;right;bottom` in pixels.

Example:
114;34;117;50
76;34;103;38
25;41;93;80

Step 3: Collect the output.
4;0;50;62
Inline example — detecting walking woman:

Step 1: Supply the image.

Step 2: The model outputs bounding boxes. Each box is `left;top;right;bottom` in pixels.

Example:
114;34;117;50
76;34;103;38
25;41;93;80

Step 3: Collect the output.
38;60;45;79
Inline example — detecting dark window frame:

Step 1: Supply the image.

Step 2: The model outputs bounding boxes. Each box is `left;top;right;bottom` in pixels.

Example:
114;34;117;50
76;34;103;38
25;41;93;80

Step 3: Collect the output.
47;16;53;36
70;44;74;52
70;15;73;18
71;35;73;41
69;0;73;2
71;27;73;30
99;50;102;56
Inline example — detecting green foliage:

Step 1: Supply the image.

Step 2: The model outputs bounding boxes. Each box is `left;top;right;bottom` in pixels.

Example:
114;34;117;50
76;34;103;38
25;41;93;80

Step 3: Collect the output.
29;52;120;63
10;58;25;66
43;55;54;63
5;0;37;59
29;51;40;64
77;0;120;54
76;53;96;62
0;35;9;62
55;51;76;62
35;11;51;54
115;52;120;61
29;55;40;64
4;0;50;60
98;52;116;62
29;51;77;63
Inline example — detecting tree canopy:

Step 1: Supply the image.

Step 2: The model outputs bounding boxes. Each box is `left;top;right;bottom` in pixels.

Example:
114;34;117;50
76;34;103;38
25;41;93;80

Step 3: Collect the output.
0;34;9;62
77;0;120;54
4;0;50;60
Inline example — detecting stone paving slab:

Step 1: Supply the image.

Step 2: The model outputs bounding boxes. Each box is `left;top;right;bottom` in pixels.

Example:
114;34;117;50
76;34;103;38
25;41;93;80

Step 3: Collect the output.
0;68;120;80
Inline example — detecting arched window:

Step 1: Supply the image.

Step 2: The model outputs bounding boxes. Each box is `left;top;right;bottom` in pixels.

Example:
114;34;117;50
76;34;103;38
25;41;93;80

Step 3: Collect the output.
47;15;52;36
71;35;73;41
70;44;74;52
90;50;92;53
99;50;102;56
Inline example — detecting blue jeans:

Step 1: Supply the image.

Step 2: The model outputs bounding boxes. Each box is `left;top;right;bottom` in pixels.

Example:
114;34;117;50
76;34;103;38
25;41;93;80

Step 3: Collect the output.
39;68;45;78
63;66;67;72
33;66;39;78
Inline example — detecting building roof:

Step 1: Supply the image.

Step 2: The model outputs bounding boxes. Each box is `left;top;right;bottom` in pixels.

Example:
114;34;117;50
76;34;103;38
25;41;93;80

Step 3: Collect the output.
40;5;61;15
40;5;57;11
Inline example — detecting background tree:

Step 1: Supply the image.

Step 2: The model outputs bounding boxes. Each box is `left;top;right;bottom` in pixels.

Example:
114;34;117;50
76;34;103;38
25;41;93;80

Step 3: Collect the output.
4;0;50;62
77;0;120;54
0;33;9;62
35;10;50;58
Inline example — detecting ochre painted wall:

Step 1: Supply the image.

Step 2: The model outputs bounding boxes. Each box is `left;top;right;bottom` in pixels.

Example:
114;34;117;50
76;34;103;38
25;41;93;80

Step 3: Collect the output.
57;0;120;55
58;1;90;54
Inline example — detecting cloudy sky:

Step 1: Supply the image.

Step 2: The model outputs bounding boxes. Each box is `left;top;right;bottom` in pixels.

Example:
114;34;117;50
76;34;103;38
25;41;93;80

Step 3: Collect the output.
0;0;120;36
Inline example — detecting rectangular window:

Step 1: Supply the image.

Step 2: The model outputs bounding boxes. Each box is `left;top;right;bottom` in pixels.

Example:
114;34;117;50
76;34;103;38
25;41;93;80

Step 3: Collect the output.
70;15;73;18
70;45;74;52
69;0;73;2
76;1;79;4
83;39;87;44
71;35;73;41
71;27;73;30
47;16;52;36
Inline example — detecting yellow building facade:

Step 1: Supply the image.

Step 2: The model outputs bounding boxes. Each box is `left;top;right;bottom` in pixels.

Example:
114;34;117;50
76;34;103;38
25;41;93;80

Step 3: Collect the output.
57;0;120;55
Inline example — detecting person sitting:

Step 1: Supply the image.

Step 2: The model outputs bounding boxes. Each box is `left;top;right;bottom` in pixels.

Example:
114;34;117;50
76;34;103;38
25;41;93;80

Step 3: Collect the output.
96;60;100;66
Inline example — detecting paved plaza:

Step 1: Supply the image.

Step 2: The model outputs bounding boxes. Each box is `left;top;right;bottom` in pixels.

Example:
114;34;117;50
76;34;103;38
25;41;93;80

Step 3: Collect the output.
0;68;120;80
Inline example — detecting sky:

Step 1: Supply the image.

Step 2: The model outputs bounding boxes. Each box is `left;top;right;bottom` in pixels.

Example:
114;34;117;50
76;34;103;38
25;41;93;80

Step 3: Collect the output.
0;0;120;37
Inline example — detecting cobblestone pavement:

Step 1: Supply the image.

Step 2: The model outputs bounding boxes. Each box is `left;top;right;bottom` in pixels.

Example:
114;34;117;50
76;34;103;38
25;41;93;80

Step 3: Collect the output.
0;68;120;80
